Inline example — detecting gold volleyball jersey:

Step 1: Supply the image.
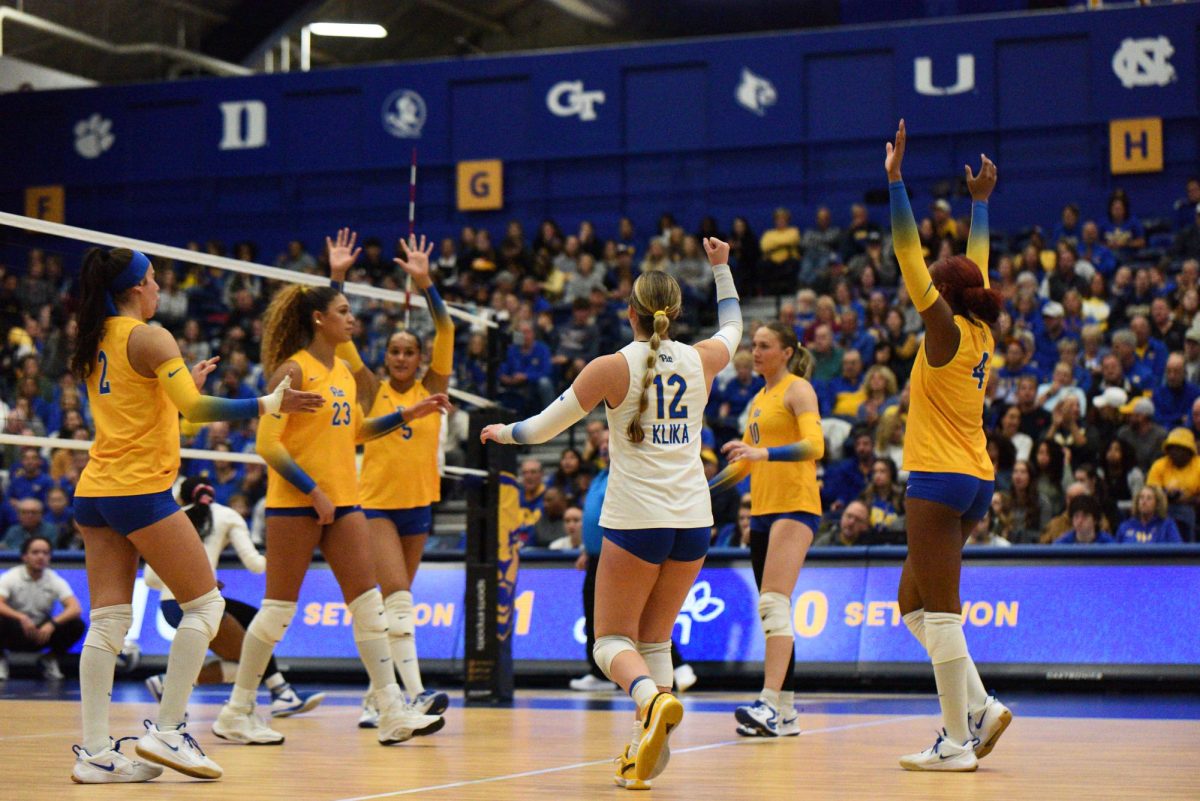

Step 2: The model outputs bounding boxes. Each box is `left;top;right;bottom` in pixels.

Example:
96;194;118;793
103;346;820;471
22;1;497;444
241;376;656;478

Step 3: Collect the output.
359;381;441;509
904;316;995;480
744;374;822;516
77;316;180;497
263;349;360;507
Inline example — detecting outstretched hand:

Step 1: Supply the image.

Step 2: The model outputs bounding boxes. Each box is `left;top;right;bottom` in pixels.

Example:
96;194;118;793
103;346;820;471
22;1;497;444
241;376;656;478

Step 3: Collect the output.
394;234;435;289
479;423;506;444
404;392;452;422
191;356;220;390
965;154;998;202
885;119;906;181
703;236;731;266
326;227;361;279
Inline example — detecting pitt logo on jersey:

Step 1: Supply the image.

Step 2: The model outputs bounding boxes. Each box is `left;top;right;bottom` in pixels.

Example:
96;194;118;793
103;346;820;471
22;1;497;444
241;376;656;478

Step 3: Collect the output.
330;386;346;398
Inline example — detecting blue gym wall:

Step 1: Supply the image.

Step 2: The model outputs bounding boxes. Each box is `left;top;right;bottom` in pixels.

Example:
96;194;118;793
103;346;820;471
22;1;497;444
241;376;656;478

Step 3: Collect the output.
0;3;1196;256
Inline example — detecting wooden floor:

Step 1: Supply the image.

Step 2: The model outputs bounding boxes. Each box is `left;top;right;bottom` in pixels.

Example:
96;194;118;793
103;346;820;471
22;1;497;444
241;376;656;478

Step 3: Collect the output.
1;690;1198;800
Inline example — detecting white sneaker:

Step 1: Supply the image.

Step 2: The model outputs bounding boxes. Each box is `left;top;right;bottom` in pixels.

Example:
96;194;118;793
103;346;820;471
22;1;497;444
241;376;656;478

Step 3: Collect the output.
777;708;801;736
212;702;285;745
40;654;64;680
969;696;1013;759
410;689;450;716
358;694;380;729
569;673;616;692
899;730;979;772
71;737;164;784
673;664;697;693
145;674;164;703
269;683;326;718
734;698;782;737
135;720;223;779
376;688;445;745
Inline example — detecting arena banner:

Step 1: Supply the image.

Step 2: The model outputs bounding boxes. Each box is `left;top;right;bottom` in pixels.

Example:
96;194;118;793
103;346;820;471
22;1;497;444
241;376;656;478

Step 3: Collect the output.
27;558;1200;671
0;3;1194;250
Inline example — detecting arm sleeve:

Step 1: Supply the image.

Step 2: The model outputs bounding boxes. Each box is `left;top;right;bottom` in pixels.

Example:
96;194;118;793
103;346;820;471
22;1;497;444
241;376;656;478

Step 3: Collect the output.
889;181;940;313
708;459;750;493
710;263;743;360
335;340;366;374
155;358;259;422
255;412;317;495
356;408;411;444
494;387;588;446
966;200;990;286
765;412;825;462
424;284;455;375
221;506;266;573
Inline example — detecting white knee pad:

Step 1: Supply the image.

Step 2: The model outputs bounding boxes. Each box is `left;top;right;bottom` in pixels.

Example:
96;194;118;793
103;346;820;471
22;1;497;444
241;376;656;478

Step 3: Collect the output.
348;588;388;643
758;592;794;640
902;609;927;648
384;590;415;639
246;599;297;647
176;587;225;641
84;604;132;655
636;641;672;688
592;634;636;680
923;612;968;665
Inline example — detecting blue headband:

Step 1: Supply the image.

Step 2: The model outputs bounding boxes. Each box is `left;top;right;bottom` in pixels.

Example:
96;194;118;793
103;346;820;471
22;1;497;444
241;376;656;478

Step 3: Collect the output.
105;250;151;315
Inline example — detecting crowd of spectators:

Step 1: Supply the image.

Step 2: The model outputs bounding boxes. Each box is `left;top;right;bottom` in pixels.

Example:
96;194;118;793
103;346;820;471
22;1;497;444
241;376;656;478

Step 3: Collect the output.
2;175;1200;555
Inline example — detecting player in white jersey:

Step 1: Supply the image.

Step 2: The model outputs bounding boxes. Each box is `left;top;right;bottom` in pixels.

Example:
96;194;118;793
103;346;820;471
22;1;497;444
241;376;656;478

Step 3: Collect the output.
482;237;742;790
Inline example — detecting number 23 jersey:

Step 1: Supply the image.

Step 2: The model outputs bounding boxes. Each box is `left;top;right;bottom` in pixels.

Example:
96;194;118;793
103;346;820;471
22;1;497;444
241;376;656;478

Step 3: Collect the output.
904;315;995;480
601;339;712;529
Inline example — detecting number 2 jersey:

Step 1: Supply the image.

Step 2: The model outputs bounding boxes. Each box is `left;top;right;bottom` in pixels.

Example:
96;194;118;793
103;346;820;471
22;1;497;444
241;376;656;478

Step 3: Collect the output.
77;316;180;497
600;339;713;530
904;316;995;480
263;349;361;508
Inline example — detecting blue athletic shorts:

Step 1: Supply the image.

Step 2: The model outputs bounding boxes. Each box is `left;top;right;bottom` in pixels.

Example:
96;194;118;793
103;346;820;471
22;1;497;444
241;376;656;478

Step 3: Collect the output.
905;471;994;522
75;489;180;536
364;505;432;536
601;527;710;564
160;599;183;629
750;511;821;535
265;505;362;521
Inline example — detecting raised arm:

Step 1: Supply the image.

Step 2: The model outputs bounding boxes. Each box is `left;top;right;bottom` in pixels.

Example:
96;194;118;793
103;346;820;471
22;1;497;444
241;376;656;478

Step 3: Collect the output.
964;154;997;285
886;119;958;363
694;237;743;385
131;325;323;422
395;235;456;395
325;227;381;410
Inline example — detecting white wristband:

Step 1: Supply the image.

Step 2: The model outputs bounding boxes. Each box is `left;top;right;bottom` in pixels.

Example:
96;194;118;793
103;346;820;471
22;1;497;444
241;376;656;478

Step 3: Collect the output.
260;374;292;416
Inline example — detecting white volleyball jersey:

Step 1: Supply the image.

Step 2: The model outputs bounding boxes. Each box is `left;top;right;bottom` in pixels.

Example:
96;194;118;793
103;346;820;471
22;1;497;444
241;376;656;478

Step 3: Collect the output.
600;339;713;529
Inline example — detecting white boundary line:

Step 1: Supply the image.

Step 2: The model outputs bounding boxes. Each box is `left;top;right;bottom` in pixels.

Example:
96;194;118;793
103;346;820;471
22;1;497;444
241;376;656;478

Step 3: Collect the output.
0;432;487;478
0;211;496;328
330;714;926;801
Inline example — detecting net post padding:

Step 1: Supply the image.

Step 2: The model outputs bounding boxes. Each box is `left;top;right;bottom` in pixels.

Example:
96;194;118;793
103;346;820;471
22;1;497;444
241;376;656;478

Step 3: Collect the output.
463;406;517;705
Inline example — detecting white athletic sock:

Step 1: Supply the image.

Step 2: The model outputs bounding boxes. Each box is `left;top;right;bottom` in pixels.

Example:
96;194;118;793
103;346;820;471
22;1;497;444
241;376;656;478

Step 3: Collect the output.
158;627;209;728
356;635;397;694
231;632;276;709
964;655;989;712
79;646;118;754
780;690;795;712
924;612;972;744
759;688;781;709
220;660;238;684
385;591;424;696
264;672;286;691
630;676;658;711
902;609;926;648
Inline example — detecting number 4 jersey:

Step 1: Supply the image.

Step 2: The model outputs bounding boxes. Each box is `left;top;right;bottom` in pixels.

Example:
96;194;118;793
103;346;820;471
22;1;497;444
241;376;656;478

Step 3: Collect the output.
77;316;181;497
905;315;995;480
601;339;713;529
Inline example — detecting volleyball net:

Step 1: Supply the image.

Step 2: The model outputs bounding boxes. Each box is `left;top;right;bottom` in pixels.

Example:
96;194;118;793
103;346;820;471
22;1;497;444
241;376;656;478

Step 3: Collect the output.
0;211;518;700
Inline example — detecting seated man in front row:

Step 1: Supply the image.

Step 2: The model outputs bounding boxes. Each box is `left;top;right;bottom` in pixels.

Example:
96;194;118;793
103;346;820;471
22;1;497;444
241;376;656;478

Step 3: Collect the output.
0;535;85;680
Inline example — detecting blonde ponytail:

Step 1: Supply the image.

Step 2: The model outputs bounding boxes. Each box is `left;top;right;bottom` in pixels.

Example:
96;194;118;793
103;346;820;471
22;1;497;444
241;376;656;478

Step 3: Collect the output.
626;272;683;443
763;320;813;379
